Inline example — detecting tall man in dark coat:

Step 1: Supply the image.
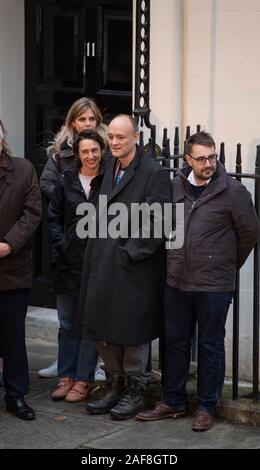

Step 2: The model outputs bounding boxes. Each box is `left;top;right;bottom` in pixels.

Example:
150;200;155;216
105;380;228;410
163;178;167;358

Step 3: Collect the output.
77;114;171;420
0;119;42;420
137;131;260;431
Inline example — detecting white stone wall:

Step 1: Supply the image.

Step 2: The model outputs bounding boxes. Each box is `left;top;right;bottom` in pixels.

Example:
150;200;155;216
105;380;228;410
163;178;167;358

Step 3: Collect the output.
150;0;183;143
0;0;24;156
148;0;260;381
183;0;260;171
148;0;260;167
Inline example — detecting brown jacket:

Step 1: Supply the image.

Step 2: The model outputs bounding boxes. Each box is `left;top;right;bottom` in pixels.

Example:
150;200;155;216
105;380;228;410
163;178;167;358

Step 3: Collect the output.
0;152;42;290
167;162;260;292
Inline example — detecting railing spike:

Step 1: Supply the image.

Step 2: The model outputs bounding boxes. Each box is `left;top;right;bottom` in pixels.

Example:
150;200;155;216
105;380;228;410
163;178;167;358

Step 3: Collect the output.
174;127;179;155
165;138;170;159
255;145;260;173
183;139;188;155
219;142;225;165
236;143;242;165
163;128;168;147
236;143;242;180
139;130;144;153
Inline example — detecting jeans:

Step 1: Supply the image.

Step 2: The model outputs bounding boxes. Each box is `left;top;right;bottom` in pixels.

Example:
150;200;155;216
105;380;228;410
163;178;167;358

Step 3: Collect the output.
0;289;29;398
163;284;233;412
57;293;98;381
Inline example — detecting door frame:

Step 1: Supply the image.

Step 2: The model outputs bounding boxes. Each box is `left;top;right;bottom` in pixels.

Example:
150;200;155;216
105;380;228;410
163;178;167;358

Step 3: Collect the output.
24;0;134;307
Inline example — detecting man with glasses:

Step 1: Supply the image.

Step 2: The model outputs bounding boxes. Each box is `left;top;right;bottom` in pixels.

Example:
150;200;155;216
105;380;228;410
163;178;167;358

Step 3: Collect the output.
137;131;260;431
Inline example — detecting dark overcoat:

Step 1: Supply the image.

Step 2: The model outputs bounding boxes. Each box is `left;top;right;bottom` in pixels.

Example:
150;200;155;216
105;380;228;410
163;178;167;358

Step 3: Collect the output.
0;152;42;290
76;148;172;346
47;162;104;295
167;162;260;292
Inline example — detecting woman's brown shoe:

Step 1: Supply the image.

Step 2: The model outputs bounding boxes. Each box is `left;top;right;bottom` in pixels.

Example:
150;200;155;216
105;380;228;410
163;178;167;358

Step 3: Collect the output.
65;381;91;402
51;377;75;400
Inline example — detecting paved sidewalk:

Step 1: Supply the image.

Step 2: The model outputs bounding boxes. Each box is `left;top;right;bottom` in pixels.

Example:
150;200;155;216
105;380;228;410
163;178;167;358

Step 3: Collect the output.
0;335;260;450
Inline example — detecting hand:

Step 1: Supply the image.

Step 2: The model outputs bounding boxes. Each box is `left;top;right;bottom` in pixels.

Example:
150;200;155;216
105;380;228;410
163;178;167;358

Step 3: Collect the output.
0;242;12;258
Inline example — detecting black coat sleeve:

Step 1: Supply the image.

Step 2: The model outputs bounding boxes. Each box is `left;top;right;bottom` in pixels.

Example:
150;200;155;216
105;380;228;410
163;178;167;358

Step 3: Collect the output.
40;156;59;202
4;162;42;254
122;167;172;261
47;175;65;249
231;184;260;268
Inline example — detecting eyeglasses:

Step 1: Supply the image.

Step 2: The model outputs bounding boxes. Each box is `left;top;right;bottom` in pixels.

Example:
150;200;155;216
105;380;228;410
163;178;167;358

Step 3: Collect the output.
187;153;218;165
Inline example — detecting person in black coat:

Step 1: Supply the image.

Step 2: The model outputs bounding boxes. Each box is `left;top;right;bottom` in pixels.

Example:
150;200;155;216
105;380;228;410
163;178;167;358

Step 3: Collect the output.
77;115;172;420
0;119;42;420
38;97;107;378
48;130;105;402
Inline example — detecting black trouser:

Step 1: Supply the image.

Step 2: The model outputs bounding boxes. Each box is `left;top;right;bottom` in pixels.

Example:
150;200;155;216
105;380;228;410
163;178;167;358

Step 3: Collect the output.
0;289;29;398
163;284;233;413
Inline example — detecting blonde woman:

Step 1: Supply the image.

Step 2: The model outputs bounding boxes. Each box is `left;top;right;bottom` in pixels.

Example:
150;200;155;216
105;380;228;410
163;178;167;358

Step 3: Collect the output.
40;97;107;202
38;98;108;380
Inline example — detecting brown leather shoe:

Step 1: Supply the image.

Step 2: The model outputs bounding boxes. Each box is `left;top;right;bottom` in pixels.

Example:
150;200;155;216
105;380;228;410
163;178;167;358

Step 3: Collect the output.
65;381;91;402
192;409;214;432
51;377;75;400
136;401;186;421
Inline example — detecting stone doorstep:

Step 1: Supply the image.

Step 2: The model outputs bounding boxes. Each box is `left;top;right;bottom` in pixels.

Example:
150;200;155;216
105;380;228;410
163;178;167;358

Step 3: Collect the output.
217;398;260;427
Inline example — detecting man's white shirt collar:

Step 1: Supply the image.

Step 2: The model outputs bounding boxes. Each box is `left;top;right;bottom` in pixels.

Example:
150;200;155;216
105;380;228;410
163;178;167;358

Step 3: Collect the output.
188;170;211;187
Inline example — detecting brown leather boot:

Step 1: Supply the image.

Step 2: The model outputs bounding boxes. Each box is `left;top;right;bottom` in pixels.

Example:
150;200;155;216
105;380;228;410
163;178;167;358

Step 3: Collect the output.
86;375;125;415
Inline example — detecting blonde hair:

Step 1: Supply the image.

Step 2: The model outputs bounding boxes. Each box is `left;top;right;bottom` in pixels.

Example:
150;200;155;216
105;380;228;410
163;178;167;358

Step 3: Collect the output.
50;97;107;155
0;119;12;156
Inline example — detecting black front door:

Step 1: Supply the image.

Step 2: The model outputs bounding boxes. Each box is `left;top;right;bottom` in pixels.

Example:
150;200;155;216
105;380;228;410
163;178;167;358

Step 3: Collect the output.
25;0;133;307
